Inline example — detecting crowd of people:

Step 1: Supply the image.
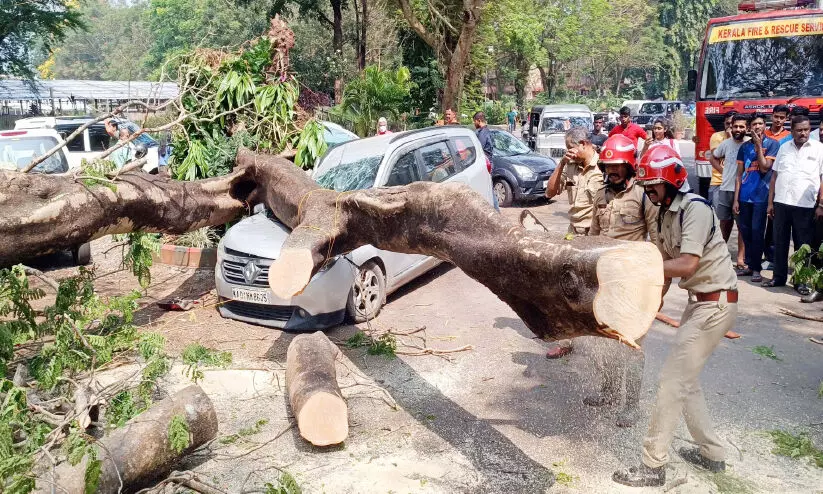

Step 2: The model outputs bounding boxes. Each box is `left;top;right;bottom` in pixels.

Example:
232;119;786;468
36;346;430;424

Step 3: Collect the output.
539;104;823;487
706;106;823;299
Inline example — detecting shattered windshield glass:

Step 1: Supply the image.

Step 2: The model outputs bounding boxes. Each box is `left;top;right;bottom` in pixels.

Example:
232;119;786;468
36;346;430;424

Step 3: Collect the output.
314;145;384;191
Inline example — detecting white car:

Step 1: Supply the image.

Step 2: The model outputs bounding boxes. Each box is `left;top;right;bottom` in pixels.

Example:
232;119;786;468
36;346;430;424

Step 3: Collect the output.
215;126;494;330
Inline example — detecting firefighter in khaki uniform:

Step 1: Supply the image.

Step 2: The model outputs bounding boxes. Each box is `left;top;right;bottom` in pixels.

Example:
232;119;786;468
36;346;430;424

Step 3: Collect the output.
613;145;738;488
545;127;603;235
544;127;604;358
584;134;659;428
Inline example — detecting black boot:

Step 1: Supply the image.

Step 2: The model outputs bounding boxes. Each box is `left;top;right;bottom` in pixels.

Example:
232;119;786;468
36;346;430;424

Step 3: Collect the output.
801;289;823;303
677;447;725;472
612;464;665;487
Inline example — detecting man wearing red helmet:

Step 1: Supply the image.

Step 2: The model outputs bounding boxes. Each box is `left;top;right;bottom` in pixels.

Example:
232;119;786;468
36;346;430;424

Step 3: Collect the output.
585;134;660;427
613;145;738;487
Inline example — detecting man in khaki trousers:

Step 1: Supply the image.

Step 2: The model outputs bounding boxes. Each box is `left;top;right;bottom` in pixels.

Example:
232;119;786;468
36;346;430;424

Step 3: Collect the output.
613;145;738;487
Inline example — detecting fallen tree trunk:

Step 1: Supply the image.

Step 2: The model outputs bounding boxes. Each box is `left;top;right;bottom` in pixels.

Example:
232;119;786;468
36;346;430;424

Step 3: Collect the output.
238;149;664;346
0;169;251;265
37;385;218;493
286;331;348;446
1;149;664;345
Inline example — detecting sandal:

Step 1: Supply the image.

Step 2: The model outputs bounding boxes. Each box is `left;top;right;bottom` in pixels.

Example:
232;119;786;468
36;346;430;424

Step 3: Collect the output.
545;343;573;359
796;284;812;296
736;267;753;276
751;273;763;283
762;279;785;288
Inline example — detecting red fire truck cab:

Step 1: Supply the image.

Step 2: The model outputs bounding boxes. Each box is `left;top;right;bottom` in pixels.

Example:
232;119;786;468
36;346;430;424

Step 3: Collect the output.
691;0;823;183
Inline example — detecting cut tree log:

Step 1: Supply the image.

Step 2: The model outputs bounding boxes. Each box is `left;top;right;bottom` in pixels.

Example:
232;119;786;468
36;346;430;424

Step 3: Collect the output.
286;331;348;446
0;148;664;345
37;385;218;493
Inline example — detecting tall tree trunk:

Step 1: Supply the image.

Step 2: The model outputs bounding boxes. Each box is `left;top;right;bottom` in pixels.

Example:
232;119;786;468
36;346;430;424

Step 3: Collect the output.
359;0;368;70
615;66;625;96
0;149;664;347
396;0;485;113
514;57;528;109
441;2;483;112
331;0;344;104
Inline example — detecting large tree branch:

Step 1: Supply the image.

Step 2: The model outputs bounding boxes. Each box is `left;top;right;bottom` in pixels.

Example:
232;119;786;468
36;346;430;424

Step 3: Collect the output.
237;149;664;345
396;0;440;50
0;166;254;264
0;149;663;346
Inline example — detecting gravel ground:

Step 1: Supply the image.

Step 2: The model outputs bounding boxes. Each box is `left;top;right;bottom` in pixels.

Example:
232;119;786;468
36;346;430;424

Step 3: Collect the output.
27;192;823;494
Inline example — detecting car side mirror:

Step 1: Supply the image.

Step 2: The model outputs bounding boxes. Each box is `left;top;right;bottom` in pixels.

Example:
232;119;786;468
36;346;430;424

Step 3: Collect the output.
687;70;697;92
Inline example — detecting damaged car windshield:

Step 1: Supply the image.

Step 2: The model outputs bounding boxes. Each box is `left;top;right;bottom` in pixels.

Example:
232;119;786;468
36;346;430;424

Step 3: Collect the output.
314;145;384;191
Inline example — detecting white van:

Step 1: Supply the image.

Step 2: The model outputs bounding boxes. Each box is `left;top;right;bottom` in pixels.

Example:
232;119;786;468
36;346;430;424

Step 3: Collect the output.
15;116;111;169
534;104;594;159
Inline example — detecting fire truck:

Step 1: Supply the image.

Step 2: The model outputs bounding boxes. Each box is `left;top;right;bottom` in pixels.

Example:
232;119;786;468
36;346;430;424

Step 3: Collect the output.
691;0;823;181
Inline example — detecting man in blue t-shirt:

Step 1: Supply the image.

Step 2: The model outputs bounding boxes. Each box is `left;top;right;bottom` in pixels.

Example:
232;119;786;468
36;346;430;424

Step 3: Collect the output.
733;113;779;282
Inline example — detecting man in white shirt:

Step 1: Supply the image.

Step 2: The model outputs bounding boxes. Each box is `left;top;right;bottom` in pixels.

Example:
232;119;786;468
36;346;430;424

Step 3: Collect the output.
764;115;823;289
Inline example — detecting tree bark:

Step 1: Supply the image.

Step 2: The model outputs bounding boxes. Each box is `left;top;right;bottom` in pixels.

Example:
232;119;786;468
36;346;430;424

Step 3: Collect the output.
286;331;348;446
331;0;344;104
0;169;250;266
359;0;367;70
1;149;664;345
37;385;218;493
397;0;486;113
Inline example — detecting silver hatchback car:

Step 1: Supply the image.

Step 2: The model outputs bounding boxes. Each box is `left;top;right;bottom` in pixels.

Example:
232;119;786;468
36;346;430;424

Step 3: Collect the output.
216;126;494;330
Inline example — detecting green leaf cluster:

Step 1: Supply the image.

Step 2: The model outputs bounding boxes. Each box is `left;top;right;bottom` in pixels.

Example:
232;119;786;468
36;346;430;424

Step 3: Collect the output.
768;430;823;468
117;232;162;289
790;244;823;291
181;343;232;383
345;331;397;359
264;471;301;494
168;34;325;179
219;418;268;444
0;263;172;493
168;414;191;454
339;65;415;137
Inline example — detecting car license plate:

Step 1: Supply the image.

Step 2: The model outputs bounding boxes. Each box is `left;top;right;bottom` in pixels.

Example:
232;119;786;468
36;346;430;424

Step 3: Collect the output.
231;288;270;304
542;180;548;189
551;148;565;158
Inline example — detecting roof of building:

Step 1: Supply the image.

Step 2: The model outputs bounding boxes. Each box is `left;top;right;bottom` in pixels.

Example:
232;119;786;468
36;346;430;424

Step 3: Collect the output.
0;79;179;101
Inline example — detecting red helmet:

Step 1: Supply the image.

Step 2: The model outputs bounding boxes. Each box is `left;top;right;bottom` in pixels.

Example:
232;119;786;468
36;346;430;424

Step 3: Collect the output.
597;134;637;172
635;144;687;189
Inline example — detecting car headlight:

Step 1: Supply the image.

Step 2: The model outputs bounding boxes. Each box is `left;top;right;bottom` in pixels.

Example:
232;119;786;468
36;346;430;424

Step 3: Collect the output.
512;164;537;181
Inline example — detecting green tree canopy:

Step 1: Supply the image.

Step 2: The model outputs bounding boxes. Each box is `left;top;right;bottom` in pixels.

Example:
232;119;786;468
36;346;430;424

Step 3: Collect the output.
340;65;413;136
0;0;83;80
48;0;152;80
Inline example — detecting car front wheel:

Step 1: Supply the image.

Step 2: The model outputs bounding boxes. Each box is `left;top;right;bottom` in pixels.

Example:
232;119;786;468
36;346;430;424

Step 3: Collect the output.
346;261;386;323
493;179;514;208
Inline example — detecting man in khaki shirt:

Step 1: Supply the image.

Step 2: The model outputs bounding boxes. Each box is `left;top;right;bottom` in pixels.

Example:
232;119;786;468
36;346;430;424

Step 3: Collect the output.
585;134;659;427
614;145;738;488
544;127;604;359
546;126;603;235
